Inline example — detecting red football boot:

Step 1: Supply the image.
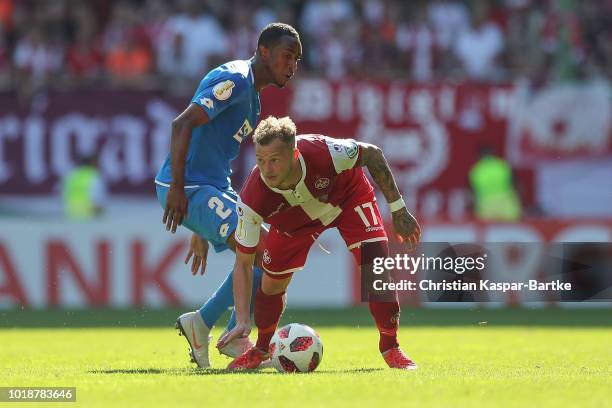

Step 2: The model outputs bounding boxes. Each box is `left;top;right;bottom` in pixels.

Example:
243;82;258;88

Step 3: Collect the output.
382;347;417;370
227;347;269;370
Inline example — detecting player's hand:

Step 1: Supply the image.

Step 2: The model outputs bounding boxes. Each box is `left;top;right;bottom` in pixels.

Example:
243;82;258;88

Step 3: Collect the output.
392;209;421;251
163;185;188;233
216;321;251;350
184;233;209;276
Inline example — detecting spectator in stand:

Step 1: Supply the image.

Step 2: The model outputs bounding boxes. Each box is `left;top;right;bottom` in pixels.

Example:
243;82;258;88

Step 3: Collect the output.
0;24;11;90
503;0;546;81
13;26;64;102
226;3;259;60
155;0;227;81
101;1;137;57
427;0;470;51
396;2;440;82
66;15;104;86
106;30;153;88
1;0;611;91
539;0;585;82
299;0;356;73
251;0;277;31
452;0;505;81
0;0;13;28
142;0;172;48
316;19;362;80
578;0;611;80
360;0;400;77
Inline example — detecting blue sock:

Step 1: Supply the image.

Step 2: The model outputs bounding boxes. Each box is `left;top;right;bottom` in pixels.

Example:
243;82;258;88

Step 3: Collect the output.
198;266;264;330
226;266;263;332
198;270;234;329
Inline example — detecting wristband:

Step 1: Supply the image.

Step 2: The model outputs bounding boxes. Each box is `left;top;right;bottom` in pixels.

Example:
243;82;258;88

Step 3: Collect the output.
388;197;406;213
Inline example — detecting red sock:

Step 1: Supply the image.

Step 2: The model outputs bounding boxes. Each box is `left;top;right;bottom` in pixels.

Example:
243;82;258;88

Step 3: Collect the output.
368;300;400;353
254;286;285;352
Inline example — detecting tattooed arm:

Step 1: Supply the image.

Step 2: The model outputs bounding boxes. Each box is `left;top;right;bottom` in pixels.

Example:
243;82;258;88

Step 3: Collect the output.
359;142;421;249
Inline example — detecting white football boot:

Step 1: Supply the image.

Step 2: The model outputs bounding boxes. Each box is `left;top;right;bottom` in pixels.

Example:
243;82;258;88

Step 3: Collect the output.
218;331;254;358
218;330;272;368
175;311;211;368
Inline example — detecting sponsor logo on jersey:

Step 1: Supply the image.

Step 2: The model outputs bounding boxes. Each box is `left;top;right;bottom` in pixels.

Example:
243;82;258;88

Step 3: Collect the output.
213;80;235;101
344;142;358;159
263;249;271;265
333;143;342;153
233;119;253;143
200;97;214;109
314;177;330;190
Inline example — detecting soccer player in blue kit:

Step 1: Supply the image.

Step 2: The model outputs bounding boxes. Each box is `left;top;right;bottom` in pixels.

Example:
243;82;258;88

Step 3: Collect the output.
155;23;302;368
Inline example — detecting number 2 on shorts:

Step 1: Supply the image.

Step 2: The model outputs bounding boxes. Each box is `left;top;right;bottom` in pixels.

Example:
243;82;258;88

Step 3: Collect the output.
208;197;232;219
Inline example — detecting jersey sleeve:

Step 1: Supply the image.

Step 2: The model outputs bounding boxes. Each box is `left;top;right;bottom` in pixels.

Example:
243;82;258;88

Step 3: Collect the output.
325;137;362;173
234;198;264;254
191;71;248;121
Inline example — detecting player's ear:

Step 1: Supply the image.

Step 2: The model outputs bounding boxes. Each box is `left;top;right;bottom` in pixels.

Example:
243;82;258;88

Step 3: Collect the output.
293;148;299;160
258;45;270;61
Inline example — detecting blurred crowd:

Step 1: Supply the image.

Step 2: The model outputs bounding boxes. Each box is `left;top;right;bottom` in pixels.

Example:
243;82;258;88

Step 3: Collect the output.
0;0;610;100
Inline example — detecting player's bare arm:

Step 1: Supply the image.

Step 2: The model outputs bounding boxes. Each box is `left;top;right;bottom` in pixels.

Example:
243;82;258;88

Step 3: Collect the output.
162;104;210;233
184;225;269;277
359;142;421;249
216;248;255;349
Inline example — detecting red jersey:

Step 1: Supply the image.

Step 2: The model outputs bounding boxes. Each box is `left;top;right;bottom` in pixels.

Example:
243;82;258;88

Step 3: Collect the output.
235;135;374;253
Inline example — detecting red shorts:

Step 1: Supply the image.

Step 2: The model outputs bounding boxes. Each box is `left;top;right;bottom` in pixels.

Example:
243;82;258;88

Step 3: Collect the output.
261;194;388;276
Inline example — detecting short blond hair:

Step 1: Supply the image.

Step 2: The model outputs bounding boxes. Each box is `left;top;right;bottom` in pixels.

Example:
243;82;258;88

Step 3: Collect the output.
253;116;296;148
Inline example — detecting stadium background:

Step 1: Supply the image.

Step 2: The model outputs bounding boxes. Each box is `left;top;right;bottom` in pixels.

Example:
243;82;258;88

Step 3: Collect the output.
0;0;610;310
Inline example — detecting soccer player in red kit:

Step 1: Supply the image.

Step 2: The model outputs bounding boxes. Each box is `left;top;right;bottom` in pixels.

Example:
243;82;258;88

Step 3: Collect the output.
217;116;421;370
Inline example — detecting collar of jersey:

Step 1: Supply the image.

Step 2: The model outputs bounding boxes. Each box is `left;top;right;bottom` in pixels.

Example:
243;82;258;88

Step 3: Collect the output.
248;60;255;86
262;153;306;194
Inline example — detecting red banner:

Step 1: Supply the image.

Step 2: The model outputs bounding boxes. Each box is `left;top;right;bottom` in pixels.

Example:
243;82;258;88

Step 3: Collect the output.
261;80;525;218
1;82;609;218
507;81;612;165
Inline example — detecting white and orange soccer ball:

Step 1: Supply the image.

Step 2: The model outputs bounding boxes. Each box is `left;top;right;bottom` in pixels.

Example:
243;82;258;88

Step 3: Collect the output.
270;323;323;373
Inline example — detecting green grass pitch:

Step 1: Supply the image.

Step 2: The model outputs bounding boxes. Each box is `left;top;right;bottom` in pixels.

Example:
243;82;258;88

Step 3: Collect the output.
1;308;610;407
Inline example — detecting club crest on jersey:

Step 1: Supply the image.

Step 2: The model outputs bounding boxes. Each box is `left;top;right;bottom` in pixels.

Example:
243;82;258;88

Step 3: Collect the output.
314;177;330;190
199;97;214;109
344;143;358;159
233;119;253;143
263;249;271;265
213;80;235;101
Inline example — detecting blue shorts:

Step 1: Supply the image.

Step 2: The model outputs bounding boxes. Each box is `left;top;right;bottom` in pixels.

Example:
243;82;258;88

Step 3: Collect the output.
156;183;238;253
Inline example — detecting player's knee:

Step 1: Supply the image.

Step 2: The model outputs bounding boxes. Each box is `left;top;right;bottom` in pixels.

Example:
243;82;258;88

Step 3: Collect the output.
357;241;389;266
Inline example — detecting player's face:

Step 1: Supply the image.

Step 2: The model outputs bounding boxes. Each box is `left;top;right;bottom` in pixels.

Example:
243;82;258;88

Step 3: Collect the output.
255;139;296;188
263;36;302;88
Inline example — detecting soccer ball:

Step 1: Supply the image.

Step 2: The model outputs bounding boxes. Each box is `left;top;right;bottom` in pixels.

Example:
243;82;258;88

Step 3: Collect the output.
270;323;323;373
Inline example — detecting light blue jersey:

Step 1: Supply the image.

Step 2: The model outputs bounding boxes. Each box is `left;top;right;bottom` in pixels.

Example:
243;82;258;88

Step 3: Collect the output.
156;59;260;190
155;59;265;334
155;60;260;252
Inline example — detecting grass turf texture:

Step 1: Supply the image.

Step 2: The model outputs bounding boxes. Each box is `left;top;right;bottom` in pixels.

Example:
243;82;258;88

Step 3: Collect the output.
1;308;610;407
